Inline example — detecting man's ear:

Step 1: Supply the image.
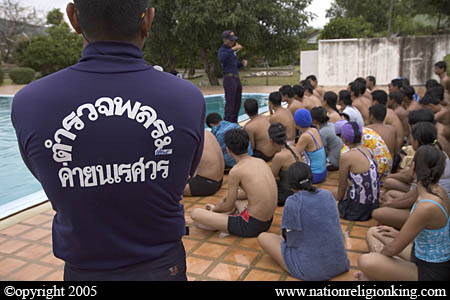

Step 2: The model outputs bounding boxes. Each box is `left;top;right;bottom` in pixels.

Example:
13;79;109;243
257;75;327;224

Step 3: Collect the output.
141;7;155;38
67;3;82;34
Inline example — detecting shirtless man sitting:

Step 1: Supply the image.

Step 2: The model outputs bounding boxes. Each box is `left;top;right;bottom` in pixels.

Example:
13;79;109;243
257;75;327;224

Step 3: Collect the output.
350;81;370;124
306;75;325;99
301;80;322;108
269;92;296;145
367;104;398;159
388;92;410;140
279;85;304;116
355;77;372;104
184;130;224;197
366;76;376;93
372;90;404;153
420;90;450;141
244;98;275;162
293;85;315;111
434;61;450;103
190;129;277;237
401;85;421;113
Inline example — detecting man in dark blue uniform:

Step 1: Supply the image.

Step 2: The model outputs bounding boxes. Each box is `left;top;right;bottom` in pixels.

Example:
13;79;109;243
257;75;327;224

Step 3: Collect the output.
218;30;248;123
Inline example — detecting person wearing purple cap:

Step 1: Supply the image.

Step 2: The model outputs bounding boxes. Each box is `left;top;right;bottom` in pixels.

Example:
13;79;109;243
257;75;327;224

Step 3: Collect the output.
218;30;248;123
294;108;327;184
336;122;380;221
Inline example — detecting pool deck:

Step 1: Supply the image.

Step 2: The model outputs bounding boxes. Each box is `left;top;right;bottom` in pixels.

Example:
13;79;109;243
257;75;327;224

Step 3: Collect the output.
0;85;376;281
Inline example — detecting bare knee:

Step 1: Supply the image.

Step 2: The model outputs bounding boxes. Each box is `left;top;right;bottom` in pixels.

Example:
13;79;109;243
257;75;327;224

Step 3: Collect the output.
371;208;383;221
366;226;379;240
358;253;378;272
258;232;269;245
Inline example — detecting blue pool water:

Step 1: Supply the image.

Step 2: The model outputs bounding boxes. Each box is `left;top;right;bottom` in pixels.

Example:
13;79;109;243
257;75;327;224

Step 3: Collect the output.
0;93;268;218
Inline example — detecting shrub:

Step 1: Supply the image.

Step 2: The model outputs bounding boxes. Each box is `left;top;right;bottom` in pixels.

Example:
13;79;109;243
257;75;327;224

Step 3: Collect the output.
9;67;36;84
0;67;4;85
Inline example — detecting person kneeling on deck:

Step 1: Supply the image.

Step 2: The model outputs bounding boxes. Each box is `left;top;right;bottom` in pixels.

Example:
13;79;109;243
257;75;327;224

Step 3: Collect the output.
184;130;224;197
191;129;277;237
244;99;275;162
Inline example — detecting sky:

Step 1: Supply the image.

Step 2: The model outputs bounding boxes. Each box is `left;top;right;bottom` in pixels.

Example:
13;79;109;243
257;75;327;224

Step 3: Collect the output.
24;0;332;29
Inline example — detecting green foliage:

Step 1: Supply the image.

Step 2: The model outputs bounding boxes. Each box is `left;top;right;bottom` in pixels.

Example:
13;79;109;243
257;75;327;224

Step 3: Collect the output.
0;66;4;85
327;0;450;36
144;0;313;85
445;55;450;77
46;8;64;26
320;17;375;40
13;21;83;77
9;67;35;84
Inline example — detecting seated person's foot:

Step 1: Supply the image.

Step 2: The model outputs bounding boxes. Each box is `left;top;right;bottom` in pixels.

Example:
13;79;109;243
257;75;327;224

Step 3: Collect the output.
194;222;217;231
354;271;371;281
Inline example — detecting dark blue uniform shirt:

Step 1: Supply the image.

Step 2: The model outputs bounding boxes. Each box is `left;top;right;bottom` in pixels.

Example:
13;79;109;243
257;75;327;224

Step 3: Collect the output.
11;41;205;270
218;44;243;75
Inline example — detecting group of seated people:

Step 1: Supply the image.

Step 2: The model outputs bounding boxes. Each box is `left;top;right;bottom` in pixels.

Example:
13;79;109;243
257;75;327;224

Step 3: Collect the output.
184;61;450;281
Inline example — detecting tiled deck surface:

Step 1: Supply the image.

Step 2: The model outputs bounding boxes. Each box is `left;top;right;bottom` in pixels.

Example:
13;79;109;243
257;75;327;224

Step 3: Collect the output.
0;171;377;281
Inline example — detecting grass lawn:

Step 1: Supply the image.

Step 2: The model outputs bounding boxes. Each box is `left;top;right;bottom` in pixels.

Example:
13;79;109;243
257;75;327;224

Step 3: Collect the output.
187;66;301;87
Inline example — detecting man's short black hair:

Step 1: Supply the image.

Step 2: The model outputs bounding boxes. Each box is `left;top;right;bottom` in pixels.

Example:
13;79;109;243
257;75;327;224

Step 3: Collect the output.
74;0;149;41
350;81;364;97
435;61;447;72
369;104;387;122
279;85;295;98
367;76;376;86
300;80;314;94
372;90;388;106
426;86;444;102
400;85;415;100
419;93;440;106
293;85;305;99
305;75;317;82
391;78;403;89
425;79;441;90
354;78;367;95
389;92;403;105
244;98;258;117
224;129;249;156
206;113;222;128
408;109;435;126
339;90;352;106
269;92;282;107
311;107;329;125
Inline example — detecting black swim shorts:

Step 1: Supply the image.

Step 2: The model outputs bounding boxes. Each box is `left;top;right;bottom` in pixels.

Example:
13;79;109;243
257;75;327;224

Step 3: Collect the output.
189;176;223;197
228;209;273;238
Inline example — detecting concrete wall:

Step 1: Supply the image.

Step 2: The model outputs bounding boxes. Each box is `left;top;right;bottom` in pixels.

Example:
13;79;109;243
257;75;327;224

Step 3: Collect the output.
317;35;450;86
300;50;318;81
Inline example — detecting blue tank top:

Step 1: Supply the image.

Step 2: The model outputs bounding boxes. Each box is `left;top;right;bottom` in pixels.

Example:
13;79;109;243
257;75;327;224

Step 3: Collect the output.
410;200;450;263
305;130;327;175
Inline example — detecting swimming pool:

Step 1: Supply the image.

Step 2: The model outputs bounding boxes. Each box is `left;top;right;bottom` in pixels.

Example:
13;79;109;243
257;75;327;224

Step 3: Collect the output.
0;93;268;219
204;93;269;126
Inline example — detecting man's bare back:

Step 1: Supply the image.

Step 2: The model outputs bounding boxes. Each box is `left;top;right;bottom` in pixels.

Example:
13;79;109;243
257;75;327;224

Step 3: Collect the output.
353;97;370;124
287;99;305;116
306;95;322;108
230;157;277;221
197;130;224;181
270;108;296;141
367;123;397;156
440;75;450;102
394;106;410;138
245;115;275;157
385;108;404;152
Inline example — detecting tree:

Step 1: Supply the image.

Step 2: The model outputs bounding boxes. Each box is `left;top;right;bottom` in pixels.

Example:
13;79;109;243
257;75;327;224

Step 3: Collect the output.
0;0;41;62
326;0;450;36
152;0;312;86
13;10;82;77
319;17;375;40
46;8;64;26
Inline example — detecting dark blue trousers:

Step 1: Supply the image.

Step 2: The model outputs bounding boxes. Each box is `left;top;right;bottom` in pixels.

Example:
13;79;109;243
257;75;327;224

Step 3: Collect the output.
223;76;243;123
64;241;187;281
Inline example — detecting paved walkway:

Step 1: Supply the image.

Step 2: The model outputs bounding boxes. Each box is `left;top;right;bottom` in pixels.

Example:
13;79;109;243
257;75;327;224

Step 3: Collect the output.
0;171;376;281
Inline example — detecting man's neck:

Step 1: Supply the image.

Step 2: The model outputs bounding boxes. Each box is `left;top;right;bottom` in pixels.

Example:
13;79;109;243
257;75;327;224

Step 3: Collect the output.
273;106;283;113
233;153;251;163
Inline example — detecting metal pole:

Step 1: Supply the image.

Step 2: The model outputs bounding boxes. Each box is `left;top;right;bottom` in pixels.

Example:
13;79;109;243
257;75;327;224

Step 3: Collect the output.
387;0;394;37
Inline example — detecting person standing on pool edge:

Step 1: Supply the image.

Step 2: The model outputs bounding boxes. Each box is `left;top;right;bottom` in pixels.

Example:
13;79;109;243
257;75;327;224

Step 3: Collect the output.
218;30;248;123
11;0;205;281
